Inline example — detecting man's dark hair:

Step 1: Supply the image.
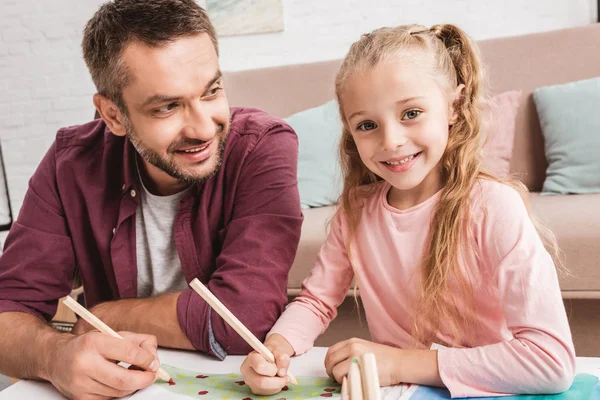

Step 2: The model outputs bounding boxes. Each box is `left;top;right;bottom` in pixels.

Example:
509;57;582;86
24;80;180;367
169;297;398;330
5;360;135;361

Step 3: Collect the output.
82;0;218;111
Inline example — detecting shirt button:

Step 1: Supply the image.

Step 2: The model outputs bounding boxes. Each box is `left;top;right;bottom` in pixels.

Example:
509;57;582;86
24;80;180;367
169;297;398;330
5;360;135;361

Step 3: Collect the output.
112;228;116;235
122;184;126;190
130;189;136;198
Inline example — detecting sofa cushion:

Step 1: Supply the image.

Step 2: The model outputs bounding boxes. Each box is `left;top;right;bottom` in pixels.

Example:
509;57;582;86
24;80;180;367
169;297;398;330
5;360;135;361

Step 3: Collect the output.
285;100;342;209
289;205;336;293
289;194;600;295
533;77;600;195
481;90;521;178
529;193;600;293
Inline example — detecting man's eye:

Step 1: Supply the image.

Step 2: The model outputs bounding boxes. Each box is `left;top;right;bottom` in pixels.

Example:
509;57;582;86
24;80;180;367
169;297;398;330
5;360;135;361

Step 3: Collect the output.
206;86;222;97
156;103;178;114
402;109;421;120
356;121;377;131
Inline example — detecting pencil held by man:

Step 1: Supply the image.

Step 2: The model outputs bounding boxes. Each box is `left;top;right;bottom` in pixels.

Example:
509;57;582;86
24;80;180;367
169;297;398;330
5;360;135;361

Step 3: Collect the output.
63;296;172;383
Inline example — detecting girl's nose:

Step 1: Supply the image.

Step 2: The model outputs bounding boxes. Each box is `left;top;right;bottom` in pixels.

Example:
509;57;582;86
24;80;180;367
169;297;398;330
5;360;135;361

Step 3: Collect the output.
381;124;409;151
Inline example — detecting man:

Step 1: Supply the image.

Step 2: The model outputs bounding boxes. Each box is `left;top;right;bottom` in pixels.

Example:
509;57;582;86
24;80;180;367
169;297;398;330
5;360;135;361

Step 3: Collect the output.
0;0;302;398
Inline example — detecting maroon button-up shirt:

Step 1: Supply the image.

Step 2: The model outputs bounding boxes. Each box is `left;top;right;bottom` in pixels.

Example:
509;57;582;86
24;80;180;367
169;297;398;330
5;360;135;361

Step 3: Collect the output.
0;107;303;357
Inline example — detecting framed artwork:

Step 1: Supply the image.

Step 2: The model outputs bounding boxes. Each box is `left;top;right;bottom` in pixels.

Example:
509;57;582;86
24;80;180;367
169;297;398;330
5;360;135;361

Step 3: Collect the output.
204;0;284;37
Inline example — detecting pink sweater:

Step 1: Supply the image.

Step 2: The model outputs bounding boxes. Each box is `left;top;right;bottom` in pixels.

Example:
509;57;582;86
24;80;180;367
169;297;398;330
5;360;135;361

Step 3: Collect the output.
270;180;575;398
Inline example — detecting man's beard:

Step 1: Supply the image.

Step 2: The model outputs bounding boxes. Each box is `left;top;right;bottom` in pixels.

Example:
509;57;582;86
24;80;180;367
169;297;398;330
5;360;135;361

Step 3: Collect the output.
124;118;229;184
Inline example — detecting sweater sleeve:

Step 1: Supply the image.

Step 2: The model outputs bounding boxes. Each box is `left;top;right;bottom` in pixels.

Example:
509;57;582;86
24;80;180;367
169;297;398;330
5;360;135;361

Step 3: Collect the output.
269;210;355;355
437;183;576;398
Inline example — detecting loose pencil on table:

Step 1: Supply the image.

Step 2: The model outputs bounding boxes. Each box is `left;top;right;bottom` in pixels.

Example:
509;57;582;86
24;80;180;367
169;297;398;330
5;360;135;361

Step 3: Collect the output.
61;296;172;383
189;278;299;385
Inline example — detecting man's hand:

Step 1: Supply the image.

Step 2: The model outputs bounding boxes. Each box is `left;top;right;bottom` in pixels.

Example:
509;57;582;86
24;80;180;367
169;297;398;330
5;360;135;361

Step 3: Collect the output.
46;331;160;399
240;333;295;396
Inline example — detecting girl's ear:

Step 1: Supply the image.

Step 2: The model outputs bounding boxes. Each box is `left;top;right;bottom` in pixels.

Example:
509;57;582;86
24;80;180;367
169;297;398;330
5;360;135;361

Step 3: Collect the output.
449;84;465;125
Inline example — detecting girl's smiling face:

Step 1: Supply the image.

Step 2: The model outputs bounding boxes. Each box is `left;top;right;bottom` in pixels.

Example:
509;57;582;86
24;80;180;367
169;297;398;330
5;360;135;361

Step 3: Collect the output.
341;55;461;208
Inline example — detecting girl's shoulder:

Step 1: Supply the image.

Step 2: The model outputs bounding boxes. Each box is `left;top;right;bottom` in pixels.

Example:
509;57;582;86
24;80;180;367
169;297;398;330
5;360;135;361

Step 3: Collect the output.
334;181;387;227
469;177;529;224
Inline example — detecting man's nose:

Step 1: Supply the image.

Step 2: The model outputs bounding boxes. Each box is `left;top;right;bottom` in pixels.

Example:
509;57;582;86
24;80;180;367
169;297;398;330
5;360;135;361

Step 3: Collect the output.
182;103;217;141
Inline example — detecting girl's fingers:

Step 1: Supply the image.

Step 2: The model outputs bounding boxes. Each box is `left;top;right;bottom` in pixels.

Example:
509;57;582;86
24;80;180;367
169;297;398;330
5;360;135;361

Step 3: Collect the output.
241;356;288;396
325;345;352;378
248;375;289;396
275;353;290;377
332;358;353;384
246;351;278;377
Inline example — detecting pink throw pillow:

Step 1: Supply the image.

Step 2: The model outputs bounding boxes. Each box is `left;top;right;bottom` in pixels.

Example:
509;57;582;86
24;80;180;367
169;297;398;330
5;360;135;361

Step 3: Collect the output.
480;90;522;178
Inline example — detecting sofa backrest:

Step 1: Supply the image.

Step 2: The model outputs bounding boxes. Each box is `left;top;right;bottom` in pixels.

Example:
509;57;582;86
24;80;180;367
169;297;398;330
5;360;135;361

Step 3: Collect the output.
223;24;600;191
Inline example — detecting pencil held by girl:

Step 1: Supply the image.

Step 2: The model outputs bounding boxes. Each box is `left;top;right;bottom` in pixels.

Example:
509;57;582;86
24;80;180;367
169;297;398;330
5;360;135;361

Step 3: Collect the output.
241;23;575;398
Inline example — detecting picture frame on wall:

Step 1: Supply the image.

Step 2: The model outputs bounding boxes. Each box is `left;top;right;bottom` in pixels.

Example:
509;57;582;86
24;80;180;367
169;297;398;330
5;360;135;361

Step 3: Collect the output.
202;0;284;37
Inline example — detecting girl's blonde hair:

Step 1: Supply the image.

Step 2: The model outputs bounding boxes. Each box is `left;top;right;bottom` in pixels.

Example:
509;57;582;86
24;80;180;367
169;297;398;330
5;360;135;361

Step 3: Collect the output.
334;24;563;346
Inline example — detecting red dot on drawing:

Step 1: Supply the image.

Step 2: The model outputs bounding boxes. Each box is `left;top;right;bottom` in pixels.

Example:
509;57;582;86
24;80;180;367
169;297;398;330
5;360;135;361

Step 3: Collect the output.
242;398;252;400
324;388;336;392
168;379;175;386
320;394;333;398
282;385;289;391
235;380;246;385
196;375;209;379
198;391;209;395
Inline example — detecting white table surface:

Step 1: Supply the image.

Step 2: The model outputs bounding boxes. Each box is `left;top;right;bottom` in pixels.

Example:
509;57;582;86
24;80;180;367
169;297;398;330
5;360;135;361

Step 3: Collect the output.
1;347;598;399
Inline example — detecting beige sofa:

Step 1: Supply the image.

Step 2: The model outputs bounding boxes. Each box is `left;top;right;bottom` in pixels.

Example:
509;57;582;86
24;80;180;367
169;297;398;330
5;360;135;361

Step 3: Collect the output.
224;24;600;356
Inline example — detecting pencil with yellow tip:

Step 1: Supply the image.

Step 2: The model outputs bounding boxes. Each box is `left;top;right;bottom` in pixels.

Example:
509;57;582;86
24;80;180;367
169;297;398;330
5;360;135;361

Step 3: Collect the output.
189;278;299;385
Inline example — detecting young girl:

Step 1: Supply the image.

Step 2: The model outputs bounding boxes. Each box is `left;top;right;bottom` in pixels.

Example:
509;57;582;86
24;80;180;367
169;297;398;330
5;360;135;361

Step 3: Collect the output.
241;24;575;398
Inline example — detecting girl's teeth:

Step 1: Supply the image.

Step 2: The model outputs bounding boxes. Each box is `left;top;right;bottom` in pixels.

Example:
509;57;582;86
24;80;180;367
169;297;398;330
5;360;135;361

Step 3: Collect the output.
386;154;416;165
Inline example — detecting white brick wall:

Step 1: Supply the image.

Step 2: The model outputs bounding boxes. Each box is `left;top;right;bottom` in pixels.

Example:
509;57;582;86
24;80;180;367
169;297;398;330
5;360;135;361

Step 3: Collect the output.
0;0;597;222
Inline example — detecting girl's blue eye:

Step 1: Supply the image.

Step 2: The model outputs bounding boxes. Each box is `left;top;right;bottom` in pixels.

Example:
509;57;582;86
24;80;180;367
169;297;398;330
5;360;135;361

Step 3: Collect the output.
402;109;421;120
357;121;377;131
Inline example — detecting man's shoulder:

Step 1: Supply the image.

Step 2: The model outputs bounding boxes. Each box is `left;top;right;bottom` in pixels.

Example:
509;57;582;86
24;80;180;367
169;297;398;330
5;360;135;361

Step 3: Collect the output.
230;107;295;140
54;118;110;150
47;119;126;184
52;119;125;166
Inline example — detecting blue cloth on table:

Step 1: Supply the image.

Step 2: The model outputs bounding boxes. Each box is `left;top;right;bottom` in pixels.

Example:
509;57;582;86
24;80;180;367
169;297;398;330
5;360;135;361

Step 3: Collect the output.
409;373;598;399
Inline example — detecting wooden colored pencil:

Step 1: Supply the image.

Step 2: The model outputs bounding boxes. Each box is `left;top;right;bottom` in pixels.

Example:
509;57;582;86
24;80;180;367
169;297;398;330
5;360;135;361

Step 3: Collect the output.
341;376;349;400
348;357;364;400
189;278;298;385
359;352;381;400
62;296;172;383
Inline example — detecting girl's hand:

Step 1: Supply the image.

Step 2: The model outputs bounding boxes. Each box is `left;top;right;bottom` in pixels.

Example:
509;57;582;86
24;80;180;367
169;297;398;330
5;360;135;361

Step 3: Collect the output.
240;333;296;395
324;338;403;386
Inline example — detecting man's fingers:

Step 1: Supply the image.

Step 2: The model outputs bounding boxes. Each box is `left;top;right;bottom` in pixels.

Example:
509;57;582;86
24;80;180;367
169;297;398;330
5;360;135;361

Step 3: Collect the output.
120;331;159;358
91;359;156;393
97;335;159;373
89;377;137;399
